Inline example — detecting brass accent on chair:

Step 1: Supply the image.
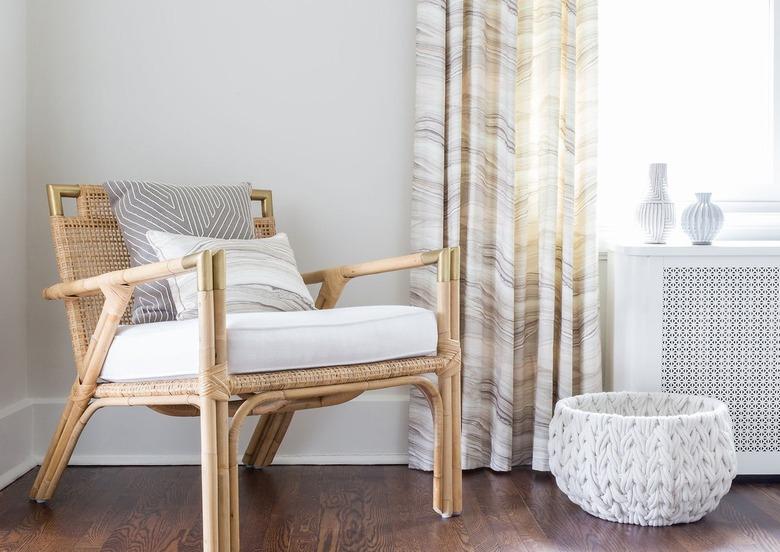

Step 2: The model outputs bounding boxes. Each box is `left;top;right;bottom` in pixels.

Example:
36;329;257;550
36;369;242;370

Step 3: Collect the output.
212;249;227;291
46;184;82;216
249;189;273;217
35;184;462;551
449;246;460;280
49;184;275;218
197;251;214;292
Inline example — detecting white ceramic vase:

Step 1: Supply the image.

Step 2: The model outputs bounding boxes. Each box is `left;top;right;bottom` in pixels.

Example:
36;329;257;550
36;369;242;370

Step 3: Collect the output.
636;163;675;244
681;193;724;245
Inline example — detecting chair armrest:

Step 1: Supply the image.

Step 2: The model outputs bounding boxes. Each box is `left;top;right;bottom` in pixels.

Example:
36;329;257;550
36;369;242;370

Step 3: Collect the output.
46;250;223;394
302;248;458;283
301;247;459;309
42;251;207;300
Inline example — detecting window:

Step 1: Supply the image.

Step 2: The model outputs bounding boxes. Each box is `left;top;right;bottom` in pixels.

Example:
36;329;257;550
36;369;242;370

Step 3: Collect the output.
599;0;777;242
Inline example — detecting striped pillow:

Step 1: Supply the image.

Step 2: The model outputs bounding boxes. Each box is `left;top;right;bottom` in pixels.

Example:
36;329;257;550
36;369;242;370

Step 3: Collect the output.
104;181;255;324
145;230;314;319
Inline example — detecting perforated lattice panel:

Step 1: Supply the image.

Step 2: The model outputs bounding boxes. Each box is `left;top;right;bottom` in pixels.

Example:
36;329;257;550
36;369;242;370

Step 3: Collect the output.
662;266;780;452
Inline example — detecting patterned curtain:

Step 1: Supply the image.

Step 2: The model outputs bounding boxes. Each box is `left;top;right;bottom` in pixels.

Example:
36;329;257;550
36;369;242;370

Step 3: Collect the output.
409;0;601;472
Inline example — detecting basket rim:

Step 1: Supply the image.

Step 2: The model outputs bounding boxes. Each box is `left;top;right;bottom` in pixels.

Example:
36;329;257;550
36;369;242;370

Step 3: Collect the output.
555;391;729;421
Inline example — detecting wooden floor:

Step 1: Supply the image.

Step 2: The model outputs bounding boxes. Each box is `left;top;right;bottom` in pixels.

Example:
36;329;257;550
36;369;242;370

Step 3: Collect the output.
0;466;779;551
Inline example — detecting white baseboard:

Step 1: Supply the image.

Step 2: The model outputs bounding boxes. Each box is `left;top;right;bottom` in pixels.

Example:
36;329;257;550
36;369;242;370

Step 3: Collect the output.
0;399;34;490
0;398;35;420
0;457;36;490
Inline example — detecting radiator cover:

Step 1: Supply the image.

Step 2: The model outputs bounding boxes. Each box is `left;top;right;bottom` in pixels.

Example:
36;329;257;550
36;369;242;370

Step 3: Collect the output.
611;244;780;474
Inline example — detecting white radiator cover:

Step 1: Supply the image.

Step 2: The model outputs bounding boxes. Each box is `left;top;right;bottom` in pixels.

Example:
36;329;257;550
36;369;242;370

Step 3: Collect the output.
611;243;780;474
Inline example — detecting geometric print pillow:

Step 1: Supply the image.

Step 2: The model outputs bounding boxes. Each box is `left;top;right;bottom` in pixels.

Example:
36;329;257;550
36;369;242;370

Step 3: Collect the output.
104;180;255;324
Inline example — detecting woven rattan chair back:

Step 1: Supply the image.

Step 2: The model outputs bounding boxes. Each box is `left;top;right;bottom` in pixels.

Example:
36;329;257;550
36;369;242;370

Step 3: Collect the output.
47;184;275;369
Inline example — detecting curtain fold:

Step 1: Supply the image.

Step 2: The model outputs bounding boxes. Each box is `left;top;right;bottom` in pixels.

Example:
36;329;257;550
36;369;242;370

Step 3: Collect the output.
409;0;600;472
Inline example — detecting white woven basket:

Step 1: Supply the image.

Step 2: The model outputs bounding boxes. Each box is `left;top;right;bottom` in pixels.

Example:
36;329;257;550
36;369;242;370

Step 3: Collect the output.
548;392;737;526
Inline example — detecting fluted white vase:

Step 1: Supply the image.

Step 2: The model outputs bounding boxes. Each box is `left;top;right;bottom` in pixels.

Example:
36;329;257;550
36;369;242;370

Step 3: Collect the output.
681;193;724;245
637;163;675;244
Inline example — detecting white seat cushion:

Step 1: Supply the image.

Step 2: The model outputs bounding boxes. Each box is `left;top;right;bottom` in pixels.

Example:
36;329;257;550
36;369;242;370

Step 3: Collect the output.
101;305;438;382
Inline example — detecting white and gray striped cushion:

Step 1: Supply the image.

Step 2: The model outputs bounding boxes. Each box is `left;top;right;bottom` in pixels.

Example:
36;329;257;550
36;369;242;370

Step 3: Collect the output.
146;230;314;319
104;181;255;324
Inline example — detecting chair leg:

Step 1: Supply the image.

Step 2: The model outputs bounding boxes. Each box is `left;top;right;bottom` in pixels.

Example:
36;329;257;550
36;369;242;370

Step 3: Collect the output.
200;398;220;552
242;412;294;468
241;415;272;466
413;380;444;515
434;370;462;517
32;390;93;502
29;398;74;501
216;400;230;552
451;370;462;515
438;374;454;518
229;418;241;551
251;412;293;467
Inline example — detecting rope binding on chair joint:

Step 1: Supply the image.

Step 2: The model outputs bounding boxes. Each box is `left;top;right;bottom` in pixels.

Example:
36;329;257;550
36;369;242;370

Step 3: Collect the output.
70;379;97;408
436;338;461;377
200;363;231;401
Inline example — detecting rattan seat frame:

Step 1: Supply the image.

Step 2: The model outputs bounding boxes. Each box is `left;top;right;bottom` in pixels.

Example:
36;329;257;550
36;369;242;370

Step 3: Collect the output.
33;184;462;552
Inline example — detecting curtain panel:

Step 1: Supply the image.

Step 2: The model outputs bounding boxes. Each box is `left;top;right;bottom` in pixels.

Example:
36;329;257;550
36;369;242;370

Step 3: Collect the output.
409;0;601;472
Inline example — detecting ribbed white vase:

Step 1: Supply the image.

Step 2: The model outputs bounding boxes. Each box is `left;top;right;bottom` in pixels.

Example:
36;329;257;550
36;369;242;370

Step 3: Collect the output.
681;193;724;245
636;163;675;244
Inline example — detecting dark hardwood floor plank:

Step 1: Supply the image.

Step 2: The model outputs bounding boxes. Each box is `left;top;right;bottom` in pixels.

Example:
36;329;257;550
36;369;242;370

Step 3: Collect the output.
0;467;100;552
236;466;282;550
1;465;780;551
99;467;199;552
697;484;780;551
476;470;549;552
509;468;690;552
312;466;390;552
67;466;144;551
403;467;471;552
382;465;455;552
743;483;780;526
43;468;123;552
284;467;325;552
258;466;302;551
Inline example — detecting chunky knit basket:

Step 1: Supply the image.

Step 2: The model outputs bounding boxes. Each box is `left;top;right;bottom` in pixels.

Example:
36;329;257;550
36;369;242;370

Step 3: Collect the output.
548;392;737;526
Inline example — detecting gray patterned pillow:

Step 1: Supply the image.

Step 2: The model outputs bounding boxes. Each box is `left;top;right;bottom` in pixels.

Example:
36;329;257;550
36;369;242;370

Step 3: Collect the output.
104;180;255;324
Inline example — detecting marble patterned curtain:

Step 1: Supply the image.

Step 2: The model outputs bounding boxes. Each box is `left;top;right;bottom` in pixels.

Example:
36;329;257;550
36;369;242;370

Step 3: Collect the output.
409;0;601;472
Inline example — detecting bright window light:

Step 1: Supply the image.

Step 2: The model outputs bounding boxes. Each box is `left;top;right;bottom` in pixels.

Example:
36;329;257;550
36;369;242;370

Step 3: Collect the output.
599;0;774;240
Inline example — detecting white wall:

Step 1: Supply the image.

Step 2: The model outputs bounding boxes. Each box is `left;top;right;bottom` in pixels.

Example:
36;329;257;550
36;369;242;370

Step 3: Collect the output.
0;0;33;487
25;0;418;465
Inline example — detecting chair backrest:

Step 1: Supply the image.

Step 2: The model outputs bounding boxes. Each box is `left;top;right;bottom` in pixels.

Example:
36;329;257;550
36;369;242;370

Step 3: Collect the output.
47;184;276;369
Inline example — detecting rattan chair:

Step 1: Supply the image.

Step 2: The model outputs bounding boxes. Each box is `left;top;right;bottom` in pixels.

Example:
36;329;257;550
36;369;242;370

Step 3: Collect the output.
34;184;462;551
